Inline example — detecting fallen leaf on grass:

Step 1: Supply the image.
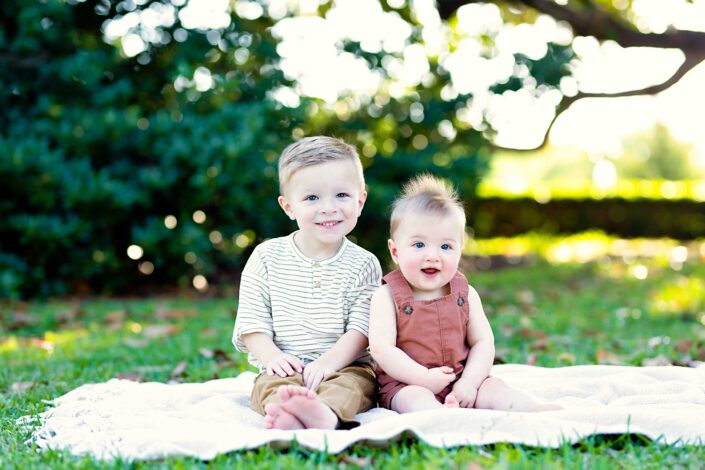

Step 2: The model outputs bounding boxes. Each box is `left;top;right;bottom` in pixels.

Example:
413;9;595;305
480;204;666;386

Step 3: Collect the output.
675;339;693;354
517;289;535;305
557;352;576;364
11;381;35;393
596;349;624;365
122;337;149;348
525;353;537;366
143;324;181;338
3;311;38;330
116;373;148;382
155;305;198;321
200;327;217;337
530;337;549;350
104;310;128;330
338;454;373;467
170;360;188;380
199;348;233;363
518;328;547;340
641;355;672;366
56;305;84;325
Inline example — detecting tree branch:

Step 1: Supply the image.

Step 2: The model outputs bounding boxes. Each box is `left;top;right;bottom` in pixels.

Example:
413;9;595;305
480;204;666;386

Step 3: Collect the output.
436;0;705;151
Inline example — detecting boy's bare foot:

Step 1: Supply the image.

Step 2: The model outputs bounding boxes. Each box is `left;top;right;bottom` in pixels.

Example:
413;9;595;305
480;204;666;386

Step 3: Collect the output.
278;385;339;430
263;402;305;430
443;393;460;408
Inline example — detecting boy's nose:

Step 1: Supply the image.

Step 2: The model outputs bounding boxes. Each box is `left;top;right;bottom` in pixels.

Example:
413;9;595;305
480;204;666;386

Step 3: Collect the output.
319;199;337;213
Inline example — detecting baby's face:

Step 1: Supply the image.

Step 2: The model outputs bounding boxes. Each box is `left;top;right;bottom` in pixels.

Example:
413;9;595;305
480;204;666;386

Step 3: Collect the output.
388;211;464;299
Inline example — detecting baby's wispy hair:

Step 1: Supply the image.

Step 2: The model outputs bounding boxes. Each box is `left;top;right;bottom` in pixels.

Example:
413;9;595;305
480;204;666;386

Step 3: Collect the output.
390;174;466;237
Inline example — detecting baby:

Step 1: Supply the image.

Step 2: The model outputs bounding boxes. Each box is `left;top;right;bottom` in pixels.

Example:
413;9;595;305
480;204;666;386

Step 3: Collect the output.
369;174;561;413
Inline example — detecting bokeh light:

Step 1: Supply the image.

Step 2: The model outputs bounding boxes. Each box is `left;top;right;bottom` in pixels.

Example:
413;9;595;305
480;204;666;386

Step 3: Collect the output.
164;215;177;229
127;245;144;260
138;261;154;275
192;210;206;224
192;275;208;291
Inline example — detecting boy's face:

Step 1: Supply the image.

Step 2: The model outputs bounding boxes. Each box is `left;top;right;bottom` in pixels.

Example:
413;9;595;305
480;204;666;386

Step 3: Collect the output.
278;159;366;258
388;211;464;299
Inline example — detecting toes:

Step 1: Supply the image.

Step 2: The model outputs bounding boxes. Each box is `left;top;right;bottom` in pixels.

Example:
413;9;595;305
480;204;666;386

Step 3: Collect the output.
277;385;291;401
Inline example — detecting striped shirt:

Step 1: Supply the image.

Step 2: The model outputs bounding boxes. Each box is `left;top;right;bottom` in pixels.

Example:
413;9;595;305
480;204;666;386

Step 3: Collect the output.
232;232;382;370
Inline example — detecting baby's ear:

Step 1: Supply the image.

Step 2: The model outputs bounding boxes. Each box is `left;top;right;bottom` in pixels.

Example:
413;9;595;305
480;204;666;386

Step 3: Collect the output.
387;239;399;264
277;195;295;220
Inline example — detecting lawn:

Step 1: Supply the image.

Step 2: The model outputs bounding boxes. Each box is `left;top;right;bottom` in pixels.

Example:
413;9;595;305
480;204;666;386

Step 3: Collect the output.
2;259;705;469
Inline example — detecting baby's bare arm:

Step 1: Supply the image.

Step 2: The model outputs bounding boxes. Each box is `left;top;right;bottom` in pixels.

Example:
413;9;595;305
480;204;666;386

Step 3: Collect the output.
369;286;454;392
458;285;495;388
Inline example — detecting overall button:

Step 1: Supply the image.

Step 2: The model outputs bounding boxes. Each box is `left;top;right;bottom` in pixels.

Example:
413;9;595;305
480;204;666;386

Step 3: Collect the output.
313;281;321;288
403;306;413;314
457;297;465;306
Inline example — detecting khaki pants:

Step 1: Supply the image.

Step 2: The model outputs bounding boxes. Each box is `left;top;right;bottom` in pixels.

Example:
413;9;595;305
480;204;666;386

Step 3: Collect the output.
250;363;376;427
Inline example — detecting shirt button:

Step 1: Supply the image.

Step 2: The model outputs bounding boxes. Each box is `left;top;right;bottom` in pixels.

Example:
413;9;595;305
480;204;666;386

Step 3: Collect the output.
457;297;465;306
314;281;321;288
312;262;320;268
403;306;413;314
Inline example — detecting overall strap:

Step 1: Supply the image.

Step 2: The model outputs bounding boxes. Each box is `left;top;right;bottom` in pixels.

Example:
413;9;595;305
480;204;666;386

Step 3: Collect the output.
448;271;470;308
381;269;416;315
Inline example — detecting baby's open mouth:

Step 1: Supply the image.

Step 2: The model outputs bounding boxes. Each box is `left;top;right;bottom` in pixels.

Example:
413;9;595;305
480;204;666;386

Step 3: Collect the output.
317;221;340;227
421;268;439;274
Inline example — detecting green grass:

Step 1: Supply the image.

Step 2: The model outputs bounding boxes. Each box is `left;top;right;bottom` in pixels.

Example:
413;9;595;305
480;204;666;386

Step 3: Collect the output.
2;259;705;469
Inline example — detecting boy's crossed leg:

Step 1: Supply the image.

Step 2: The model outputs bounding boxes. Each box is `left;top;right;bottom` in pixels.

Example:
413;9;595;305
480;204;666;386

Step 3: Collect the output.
252;363;376;430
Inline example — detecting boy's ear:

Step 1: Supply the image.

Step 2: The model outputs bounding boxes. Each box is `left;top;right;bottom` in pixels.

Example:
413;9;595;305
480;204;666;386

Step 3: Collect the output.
277;195;296;220
387;238;399;264
356;190;367;216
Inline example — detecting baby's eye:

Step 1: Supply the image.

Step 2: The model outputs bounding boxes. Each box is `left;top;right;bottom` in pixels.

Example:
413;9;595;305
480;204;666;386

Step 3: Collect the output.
413;242;425;249
336;192;350;198
304;195;318;201
441;243;452;251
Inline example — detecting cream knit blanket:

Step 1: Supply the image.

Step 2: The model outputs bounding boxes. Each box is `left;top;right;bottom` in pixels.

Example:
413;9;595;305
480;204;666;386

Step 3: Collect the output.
21;364;705;460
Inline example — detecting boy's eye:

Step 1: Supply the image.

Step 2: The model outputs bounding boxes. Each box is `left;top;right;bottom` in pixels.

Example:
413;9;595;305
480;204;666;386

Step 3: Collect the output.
336;193;350;198
413;242;425;249
304;195;318;201
441;243;452;251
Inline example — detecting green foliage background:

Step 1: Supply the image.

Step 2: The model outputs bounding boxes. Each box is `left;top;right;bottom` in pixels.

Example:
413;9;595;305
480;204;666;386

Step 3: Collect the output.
0;0;495;298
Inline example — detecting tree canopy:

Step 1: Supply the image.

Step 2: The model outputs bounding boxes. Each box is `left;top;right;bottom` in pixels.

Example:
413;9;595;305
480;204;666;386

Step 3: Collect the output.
2;0;702;298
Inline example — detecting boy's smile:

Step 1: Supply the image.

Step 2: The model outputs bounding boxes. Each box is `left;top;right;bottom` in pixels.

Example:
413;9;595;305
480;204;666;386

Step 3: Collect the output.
278;159;366;260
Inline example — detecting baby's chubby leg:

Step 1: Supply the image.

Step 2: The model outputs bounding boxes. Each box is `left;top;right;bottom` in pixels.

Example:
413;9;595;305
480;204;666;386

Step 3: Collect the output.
475;376;562;412
391;385;459;413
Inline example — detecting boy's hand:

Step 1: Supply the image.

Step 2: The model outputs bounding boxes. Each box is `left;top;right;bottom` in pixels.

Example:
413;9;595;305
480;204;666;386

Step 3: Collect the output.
303;359;337;391
424;366;456;394
265;353;304;377
451;378;478;408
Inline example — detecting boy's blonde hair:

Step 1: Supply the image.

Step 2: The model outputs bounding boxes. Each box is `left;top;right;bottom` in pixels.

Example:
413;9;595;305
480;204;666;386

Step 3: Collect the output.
278;136;365;194
390;174;466;237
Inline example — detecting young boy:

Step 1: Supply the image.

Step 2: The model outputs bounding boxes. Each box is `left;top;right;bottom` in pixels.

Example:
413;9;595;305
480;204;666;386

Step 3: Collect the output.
369;174;561;413
233;136;382;430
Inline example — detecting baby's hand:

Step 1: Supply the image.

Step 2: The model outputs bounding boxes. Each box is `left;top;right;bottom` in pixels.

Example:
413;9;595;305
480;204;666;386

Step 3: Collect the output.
424;366;456;394
451;378;478;408
303;359;337;391
265;353;304;377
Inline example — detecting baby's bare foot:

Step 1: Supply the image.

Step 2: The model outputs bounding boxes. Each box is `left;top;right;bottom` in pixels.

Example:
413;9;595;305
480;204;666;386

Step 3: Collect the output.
443;393;460;408
279;385;339;429
264;402;305;430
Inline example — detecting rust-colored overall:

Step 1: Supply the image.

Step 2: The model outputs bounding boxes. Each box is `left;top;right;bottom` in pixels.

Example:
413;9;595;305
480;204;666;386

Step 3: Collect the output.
376;269;470;409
